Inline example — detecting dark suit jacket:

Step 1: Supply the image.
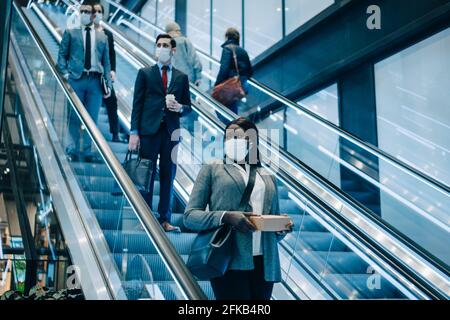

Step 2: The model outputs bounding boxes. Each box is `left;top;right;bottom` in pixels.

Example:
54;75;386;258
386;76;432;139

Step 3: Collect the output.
131;65;191;136
103;29;116;72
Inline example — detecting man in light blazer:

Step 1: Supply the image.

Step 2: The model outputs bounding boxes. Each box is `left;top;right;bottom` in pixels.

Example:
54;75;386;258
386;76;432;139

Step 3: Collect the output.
57;3;112;162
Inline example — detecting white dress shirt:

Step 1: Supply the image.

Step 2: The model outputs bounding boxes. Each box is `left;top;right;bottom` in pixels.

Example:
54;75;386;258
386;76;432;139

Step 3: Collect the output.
82;26;100;73
234;164;265;256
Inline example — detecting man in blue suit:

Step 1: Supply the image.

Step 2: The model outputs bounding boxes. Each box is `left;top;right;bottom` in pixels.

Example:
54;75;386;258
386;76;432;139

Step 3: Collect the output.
129;34;191;232
57;3;112;162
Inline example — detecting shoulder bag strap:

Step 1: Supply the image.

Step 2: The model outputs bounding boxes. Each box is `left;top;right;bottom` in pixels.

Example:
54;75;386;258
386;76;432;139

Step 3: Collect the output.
227;45;240;76
237;165;257;211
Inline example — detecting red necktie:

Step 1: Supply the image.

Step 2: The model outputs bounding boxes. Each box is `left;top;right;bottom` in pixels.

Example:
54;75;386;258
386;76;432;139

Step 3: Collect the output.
162;65;168;95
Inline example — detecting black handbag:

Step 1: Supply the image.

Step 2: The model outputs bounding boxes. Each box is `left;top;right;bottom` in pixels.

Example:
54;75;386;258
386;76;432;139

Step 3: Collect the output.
112;150;153;196
186;165;257;280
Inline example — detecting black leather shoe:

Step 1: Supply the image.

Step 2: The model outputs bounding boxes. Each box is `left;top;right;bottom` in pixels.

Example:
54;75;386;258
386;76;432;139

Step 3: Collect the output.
112;133;127;143
66;150;79;162
83;154;103;163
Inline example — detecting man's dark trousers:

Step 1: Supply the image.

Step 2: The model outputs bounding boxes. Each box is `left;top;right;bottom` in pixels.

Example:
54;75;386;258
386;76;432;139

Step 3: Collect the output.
139;122;177;224
104;87;120;136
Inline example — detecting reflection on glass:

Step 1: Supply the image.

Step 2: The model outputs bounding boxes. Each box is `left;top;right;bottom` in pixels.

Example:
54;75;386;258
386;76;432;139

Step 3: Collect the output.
244;0;282;59
375;27;450;265
186;0;211;54
212;0;242;60
140;0;157;24
375;27;450;186
156;0;175;29
285;84;341;187
285;0;334;35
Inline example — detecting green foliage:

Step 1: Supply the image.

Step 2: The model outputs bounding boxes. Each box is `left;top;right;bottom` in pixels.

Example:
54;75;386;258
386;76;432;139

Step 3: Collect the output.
0;285;84;300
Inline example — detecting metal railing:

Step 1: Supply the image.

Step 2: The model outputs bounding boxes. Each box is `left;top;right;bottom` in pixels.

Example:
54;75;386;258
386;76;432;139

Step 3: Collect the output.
15;0;207;300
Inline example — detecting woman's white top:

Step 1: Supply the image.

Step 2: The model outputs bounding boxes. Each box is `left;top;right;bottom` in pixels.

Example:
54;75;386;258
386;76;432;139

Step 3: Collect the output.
233;164;265;256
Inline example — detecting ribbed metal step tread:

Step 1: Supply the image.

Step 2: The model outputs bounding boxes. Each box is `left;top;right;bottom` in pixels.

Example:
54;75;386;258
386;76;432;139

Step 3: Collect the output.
103;230;196;255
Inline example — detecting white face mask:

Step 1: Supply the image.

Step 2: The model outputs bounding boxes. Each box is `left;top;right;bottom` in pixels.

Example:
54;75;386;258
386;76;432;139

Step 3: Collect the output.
80;13;92;26
93;13;103;24
155;47;172;64
224;139;248;162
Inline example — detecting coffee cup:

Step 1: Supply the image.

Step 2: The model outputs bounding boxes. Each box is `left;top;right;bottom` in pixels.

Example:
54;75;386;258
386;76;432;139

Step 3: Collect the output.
166;94;175;106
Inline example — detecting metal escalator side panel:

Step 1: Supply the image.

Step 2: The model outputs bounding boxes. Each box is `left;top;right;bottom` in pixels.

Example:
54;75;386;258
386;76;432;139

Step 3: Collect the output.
9;33;119;300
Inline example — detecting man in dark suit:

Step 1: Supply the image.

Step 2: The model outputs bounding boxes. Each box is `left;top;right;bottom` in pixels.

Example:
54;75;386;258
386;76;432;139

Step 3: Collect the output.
129;34;191;232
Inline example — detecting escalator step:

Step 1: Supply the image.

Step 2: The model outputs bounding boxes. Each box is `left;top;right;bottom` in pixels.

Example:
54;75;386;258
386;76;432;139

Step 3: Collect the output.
98;114;110;125
113;253;189;281
95;210;187;232
85;191;160;210
107;141;130;154
297;251;369;275
279;199;301;215
122;279;215;300
103;230;196;255
77;175;160;194
291;215;326;232
71;162;112;177
284;232;348;252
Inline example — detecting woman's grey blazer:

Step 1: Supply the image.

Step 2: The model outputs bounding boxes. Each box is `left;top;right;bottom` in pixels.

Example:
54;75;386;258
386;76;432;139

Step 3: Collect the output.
184;162;285;282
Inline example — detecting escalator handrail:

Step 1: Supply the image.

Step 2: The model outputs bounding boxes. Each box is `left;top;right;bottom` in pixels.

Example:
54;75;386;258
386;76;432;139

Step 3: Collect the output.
16;1;207;300
38;2;450;298
100;0;450;195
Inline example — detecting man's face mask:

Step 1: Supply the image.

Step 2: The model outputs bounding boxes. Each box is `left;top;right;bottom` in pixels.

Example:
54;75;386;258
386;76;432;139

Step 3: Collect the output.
155;46;172;64
80;13;92;26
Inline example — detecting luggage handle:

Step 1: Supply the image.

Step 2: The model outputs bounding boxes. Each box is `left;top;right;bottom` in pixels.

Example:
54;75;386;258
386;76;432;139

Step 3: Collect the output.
125;149;142;164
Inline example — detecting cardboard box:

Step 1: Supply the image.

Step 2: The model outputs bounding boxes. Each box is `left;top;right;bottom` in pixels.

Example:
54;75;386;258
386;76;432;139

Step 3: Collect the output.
248;215;292;232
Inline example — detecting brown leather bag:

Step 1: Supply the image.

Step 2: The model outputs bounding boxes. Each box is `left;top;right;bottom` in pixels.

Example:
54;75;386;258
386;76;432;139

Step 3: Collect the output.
212;46;245;107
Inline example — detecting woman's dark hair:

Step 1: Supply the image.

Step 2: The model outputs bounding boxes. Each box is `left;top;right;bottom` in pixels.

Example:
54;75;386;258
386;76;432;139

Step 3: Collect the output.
156;33;177;48
93;2;105;13
223;117;262;166
225;27;240;43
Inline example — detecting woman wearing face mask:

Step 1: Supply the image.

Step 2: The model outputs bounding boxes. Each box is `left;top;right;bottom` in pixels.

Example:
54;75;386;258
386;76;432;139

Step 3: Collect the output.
184;117;292;300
